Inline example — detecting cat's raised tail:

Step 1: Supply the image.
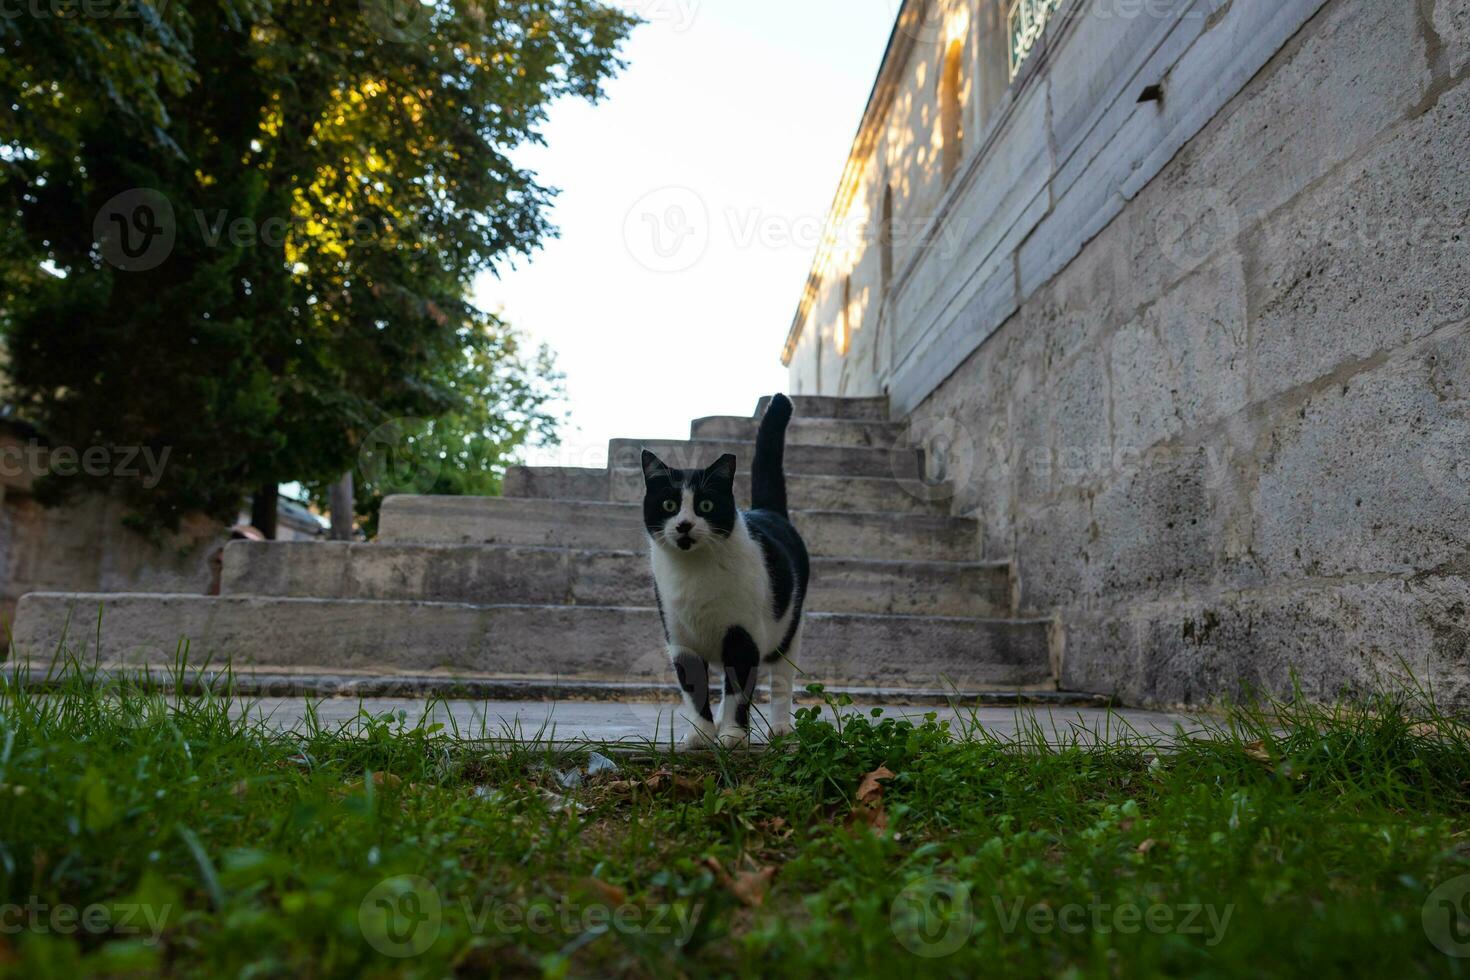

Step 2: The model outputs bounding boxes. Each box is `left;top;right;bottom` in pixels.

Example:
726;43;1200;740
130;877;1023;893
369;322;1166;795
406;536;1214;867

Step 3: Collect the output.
751;393;793;517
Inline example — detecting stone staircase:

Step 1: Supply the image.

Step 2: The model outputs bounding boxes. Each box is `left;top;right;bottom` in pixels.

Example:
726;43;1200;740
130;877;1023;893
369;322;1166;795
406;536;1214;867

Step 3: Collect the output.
8;395;1057;699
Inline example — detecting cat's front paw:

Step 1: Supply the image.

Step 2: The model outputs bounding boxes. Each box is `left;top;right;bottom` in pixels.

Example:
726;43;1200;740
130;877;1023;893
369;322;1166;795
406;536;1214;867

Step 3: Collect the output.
717;728;750;749
767;718;794;739
676;724;719;752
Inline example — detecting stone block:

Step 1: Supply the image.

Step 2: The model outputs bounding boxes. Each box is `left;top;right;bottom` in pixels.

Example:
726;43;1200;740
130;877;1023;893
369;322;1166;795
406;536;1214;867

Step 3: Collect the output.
1061;575;1470;707
503;466;608;502
1252;326;1470;578
1245;77;1470;401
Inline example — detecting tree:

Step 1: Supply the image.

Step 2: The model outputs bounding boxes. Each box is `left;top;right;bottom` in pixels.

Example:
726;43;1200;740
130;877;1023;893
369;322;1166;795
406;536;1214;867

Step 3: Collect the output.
320;308;566;537
0;0;634;532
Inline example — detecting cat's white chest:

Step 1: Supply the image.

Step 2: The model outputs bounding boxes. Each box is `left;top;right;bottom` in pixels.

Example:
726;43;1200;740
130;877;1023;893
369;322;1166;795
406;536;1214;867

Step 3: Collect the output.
651;524;773;660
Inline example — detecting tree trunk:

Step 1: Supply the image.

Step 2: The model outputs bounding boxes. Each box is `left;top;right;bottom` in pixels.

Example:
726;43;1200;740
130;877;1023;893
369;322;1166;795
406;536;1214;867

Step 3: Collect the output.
328;471;355;541
251;482;278;540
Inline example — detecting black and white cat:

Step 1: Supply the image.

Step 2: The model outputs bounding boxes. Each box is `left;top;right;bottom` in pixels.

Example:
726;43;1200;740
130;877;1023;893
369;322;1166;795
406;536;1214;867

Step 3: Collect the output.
641;393;810;749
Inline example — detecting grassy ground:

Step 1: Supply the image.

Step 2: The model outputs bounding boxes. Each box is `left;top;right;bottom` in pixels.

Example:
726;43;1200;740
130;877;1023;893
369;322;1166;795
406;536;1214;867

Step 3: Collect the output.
1;670;1468;978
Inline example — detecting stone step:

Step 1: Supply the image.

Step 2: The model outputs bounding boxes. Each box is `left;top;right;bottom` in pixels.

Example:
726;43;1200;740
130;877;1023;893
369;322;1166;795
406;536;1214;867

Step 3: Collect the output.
377;496;978;562
503;465;949;515
220;542;1010;617
10;663;1107;707
609;438;916;480
691;416;906;449
11;593;1054;692
604;469;950;515
756;395;889;421
502;466;608;502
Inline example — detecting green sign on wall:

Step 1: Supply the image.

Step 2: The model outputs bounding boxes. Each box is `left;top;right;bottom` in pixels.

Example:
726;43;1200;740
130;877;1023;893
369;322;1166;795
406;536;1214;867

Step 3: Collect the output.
1008;0;1062;78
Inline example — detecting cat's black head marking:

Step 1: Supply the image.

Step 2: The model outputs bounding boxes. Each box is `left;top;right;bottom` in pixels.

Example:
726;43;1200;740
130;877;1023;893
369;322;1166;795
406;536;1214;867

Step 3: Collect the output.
641;450;739;551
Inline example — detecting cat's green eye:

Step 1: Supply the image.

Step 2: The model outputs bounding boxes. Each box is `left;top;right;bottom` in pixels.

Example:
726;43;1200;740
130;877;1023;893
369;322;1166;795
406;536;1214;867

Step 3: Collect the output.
698;500;714;514
662;499;678;514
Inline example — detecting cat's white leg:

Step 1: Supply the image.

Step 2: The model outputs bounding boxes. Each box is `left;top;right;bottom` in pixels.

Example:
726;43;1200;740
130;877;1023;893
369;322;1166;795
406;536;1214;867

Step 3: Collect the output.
670;647;718;751
767;639;799;739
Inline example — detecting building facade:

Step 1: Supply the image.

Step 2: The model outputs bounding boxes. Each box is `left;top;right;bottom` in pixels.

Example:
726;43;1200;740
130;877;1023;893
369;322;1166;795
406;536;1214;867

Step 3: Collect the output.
785;0;1469;705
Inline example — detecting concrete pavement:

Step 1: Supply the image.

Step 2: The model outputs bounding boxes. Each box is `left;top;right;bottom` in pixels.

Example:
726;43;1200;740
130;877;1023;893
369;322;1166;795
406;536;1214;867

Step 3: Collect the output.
234;696;1206;748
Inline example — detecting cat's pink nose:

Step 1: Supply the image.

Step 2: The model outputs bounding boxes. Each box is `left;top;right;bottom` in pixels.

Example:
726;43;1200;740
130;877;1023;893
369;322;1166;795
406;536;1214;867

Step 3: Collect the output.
676;521;693;534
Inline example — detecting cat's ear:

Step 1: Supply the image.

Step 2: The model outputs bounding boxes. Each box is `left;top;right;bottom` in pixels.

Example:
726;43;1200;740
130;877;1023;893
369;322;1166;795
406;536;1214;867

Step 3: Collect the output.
706;454;737;484
641;449;670;484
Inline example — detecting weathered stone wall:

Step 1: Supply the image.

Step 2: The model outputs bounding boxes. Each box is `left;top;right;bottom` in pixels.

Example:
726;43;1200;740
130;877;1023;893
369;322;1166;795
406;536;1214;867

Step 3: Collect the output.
0;430;226;630
0;495;223;632
789;0;1470;705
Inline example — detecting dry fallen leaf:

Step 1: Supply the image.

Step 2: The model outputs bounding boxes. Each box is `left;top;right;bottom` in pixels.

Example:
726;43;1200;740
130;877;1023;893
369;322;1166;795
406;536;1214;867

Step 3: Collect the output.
730;867;776;907
702;857;776;907
581;877;628;907
1137;838;1159;855
653;771;705;796
848;804;889;832
1242;740;1272;765
759;816;790;837
856;767;896;805
848;766;896;832
606;769;703;798
372;772;403;790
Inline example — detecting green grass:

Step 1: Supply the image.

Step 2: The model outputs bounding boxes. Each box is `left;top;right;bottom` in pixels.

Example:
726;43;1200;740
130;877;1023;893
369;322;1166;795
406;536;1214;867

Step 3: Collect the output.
1;665;1469;978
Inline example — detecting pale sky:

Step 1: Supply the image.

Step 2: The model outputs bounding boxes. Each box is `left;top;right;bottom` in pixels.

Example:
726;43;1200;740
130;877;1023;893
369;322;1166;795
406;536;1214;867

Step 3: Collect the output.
476;0;899;469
